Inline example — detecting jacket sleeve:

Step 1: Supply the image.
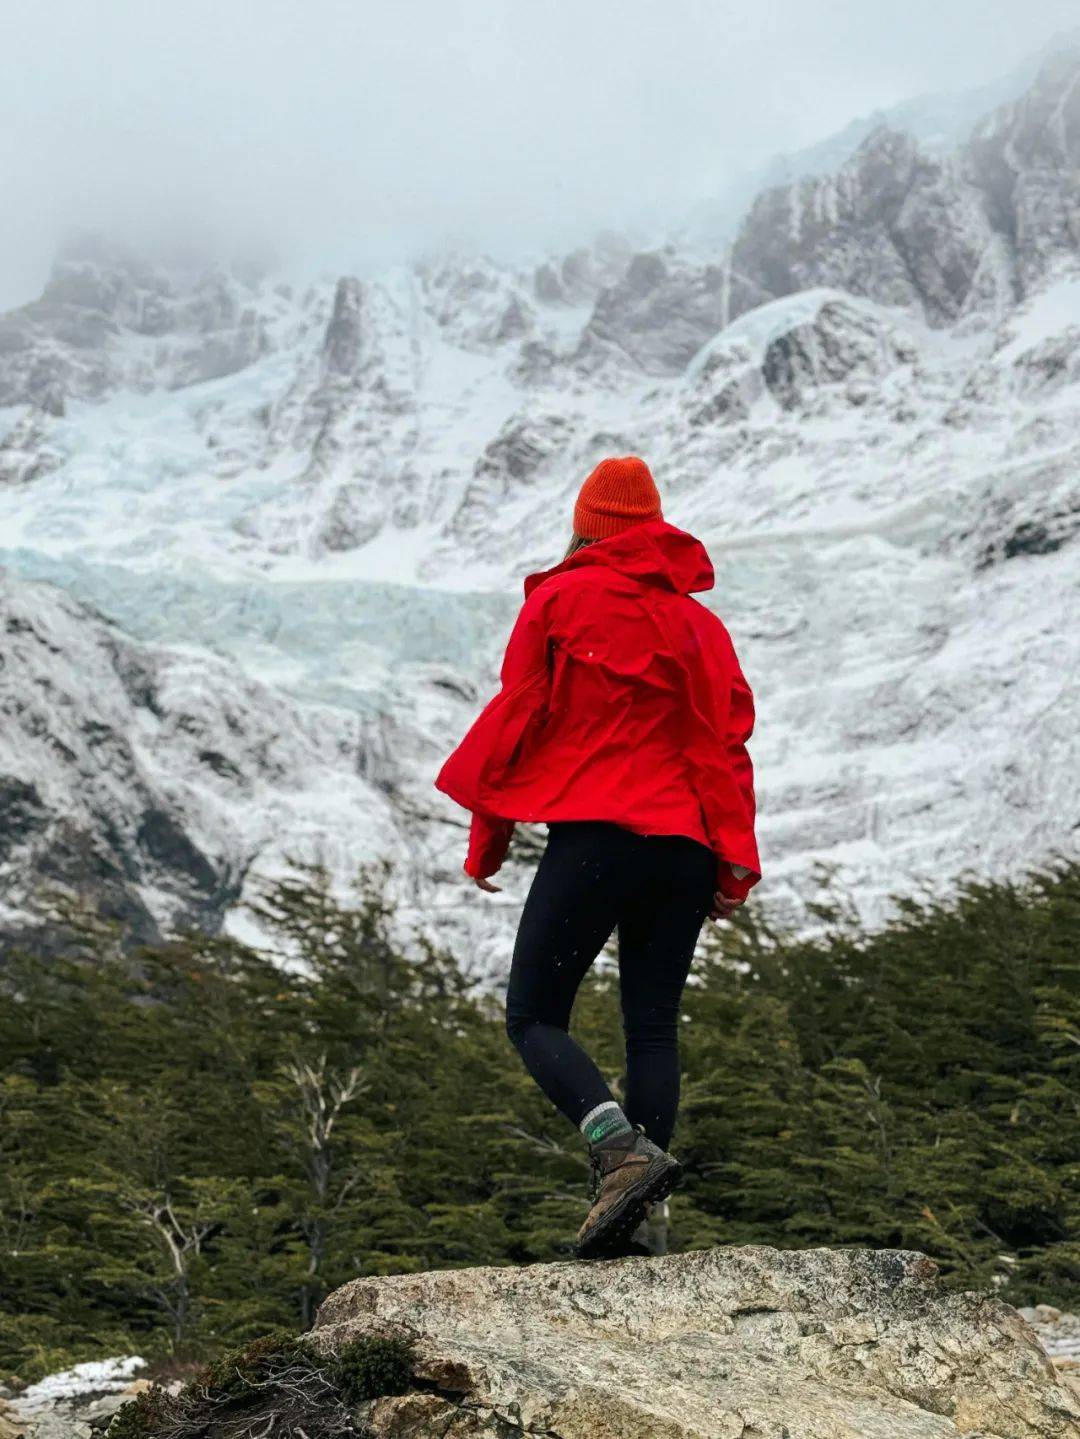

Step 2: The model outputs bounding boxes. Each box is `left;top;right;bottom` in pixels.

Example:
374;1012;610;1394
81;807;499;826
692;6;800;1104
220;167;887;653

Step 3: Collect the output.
450;586;553;880
465;813;516;880
674;615;760;901
716;666;759;901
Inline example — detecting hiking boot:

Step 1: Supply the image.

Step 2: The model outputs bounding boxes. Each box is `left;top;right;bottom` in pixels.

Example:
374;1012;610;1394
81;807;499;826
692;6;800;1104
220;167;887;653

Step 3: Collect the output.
575;1127;681;1260
605;1200;671;1260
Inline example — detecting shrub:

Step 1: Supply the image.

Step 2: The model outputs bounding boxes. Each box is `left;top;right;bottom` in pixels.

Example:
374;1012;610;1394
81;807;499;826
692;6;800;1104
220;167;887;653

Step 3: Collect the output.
330;1333;415;1404
105;1388;170;1439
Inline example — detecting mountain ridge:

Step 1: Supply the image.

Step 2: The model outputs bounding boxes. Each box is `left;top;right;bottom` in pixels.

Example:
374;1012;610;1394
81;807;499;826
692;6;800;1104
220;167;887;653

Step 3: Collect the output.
1;51;1079;967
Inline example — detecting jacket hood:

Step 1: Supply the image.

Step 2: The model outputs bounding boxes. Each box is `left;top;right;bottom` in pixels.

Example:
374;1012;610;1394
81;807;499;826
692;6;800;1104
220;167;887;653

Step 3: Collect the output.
524;519;714;599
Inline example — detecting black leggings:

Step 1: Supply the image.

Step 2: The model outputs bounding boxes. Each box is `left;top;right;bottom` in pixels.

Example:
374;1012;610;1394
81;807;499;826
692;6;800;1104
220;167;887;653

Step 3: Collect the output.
505;820;715;1151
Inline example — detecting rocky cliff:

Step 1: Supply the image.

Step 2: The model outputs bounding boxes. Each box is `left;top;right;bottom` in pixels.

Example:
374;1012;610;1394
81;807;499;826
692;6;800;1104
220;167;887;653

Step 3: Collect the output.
727;48;1080;335
312;1247;1080;1438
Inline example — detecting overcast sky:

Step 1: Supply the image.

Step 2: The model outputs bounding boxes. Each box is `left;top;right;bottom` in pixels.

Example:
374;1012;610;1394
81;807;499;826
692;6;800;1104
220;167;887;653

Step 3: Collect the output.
2;0;1079;308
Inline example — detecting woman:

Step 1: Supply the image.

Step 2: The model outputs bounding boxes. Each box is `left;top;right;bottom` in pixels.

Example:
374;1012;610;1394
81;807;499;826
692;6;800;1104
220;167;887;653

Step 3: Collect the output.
435;455;759;1259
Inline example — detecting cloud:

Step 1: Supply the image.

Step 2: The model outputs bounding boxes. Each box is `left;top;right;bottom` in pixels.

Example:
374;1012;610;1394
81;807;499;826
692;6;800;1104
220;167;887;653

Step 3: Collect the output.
1;0;1078;306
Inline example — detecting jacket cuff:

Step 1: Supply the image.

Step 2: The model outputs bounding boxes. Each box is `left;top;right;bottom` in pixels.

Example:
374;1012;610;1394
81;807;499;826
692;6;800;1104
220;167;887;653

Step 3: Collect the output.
465;813;514;879
716;860;758;902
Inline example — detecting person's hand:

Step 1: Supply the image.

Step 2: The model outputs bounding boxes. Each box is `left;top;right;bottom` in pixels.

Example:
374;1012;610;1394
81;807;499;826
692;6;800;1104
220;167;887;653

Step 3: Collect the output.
473;876;502;893
709;891;743;921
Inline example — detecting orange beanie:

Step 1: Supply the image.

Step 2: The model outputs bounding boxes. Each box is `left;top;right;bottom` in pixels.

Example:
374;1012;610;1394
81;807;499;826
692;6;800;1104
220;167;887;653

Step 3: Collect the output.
573;455;662;540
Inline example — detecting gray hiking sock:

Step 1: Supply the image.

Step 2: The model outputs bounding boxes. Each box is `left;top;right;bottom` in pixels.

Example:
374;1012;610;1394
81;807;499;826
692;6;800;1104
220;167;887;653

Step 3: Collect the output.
579;1100;634;1146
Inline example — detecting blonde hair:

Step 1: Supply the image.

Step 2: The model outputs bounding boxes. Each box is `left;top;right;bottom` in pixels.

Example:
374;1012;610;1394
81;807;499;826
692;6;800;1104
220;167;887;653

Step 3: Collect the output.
562;532;594;561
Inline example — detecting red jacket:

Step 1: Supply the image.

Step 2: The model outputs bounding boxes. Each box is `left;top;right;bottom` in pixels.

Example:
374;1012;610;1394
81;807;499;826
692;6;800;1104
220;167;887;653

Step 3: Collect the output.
434;519;760;899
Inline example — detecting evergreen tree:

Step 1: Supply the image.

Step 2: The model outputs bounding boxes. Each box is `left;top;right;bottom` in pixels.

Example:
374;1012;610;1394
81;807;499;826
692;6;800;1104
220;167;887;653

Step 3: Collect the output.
0;860;1076;1378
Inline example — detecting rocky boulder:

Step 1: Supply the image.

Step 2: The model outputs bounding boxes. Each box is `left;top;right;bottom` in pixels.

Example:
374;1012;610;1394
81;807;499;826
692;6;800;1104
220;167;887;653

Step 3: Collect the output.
312;1246;1080;1438
760;297;916;411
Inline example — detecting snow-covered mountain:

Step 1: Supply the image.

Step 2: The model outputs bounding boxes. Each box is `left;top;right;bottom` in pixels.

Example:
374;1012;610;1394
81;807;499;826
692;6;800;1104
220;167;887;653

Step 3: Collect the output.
681;28;1080;245
2;50;1079;974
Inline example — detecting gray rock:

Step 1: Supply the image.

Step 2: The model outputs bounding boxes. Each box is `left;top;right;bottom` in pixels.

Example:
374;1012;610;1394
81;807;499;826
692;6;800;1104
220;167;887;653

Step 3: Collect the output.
730;129;1000;329
532;262;565;304
449;413;574;543
474;415;569;486
23;1418;91;1439
968;48;1080;295
312;1246;1079;1438
683;293;915;429
313;480;384;553
1019;1306;1080;1385
323;276;365;377
0;411;63;485
511;339;557;387
576;249;731;375
165;311;267;390
687;366;762;428
559;247;598;300
761;299;916;410
490;295;532;344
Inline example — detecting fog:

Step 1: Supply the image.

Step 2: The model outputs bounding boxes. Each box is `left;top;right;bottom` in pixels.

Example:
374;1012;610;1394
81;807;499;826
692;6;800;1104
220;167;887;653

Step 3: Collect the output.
3;0;1079;307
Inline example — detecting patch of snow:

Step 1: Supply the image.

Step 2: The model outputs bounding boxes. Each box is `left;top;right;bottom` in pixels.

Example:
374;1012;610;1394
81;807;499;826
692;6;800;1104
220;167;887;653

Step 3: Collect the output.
994;275;1080;363
17;1357;146;1408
